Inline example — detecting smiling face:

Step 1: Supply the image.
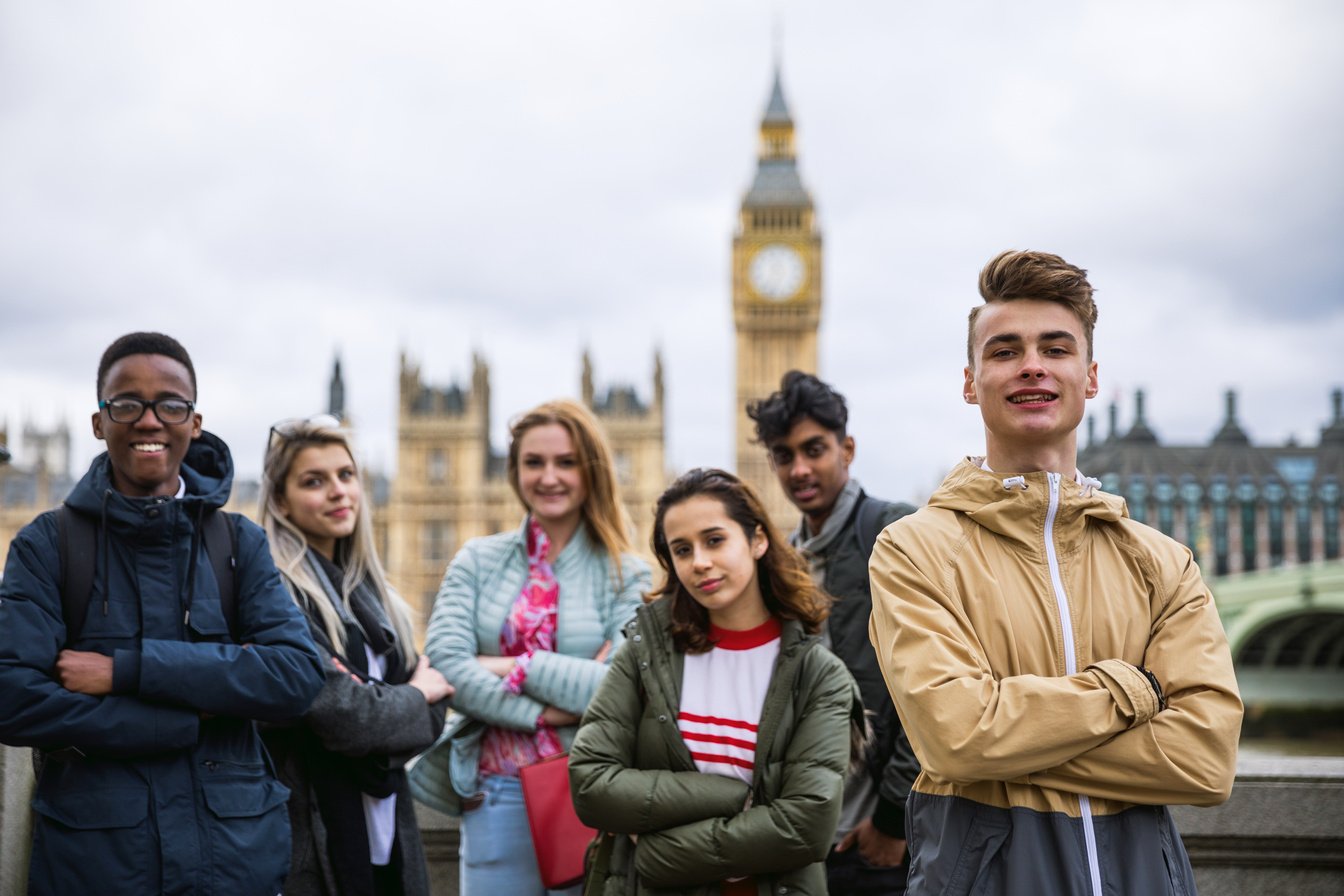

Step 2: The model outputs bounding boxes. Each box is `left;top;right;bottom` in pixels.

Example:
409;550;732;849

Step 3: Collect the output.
276;443;362;560
766;416;854;531
516;422;589;534
91;353;202;497
964;299;1099;474
662;494;770;631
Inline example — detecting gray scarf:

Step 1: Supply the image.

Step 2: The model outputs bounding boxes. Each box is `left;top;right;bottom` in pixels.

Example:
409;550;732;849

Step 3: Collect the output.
790;477;863;584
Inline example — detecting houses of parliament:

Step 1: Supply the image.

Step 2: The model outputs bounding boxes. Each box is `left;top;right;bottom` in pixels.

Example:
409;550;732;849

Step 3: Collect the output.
3;69;1342;642
0;68;825;633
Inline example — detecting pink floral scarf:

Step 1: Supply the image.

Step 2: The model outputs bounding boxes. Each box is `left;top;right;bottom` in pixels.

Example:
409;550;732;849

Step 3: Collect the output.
478;517;564;777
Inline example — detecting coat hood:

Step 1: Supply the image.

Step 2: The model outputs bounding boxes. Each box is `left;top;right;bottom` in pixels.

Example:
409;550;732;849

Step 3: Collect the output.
927;458;1127;550
65;430;235;519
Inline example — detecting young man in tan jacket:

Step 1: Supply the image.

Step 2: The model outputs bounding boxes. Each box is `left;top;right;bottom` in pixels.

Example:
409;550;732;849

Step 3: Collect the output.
869;250;1242;896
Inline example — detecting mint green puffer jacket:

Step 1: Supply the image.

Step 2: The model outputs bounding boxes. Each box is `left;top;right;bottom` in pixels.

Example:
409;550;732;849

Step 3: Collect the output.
569;598;863;896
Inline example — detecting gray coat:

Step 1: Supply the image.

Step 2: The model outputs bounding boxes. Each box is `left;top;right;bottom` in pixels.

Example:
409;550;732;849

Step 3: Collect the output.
263;554;446;896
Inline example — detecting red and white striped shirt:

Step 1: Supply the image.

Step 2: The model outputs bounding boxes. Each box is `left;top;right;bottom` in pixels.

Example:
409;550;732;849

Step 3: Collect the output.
678;616;782;785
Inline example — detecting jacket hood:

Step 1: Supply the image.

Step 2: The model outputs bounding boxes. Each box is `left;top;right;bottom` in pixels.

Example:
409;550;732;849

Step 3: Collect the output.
928;458;1127;548
65;430;235;518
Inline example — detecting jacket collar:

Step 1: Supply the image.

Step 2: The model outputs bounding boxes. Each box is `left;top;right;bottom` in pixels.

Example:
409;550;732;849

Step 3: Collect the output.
64;430;234;524
928;458;1127;551
509;513;596;571
631;598;814;719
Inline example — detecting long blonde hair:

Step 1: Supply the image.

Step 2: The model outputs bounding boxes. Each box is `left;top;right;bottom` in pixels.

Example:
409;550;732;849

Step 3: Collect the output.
259;417;415;672
506;399;632;575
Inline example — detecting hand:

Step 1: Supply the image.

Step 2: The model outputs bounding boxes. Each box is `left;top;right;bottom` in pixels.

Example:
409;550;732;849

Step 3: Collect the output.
593;640;613;663
835;817;907;868
477;654;516;677
330;656;362;683
56;650;114;695
409;655;455;703
539;705;581;727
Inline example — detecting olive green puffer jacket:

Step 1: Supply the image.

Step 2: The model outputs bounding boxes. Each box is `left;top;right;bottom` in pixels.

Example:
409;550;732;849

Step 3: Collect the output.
569;599;863;896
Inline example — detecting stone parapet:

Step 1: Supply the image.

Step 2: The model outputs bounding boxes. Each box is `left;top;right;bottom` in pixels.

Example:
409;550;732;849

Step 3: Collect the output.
1172;756;1344;896
5;750;1341;894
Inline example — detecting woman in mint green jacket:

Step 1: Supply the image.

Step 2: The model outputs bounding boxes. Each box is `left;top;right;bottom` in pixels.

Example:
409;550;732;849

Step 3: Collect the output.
411;400;650;896
569;469;863;896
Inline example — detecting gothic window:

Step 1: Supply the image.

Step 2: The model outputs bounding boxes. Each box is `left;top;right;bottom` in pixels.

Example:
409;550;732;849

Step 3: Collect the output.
1292;482;1313;564
423;520;454;563
1210;477;1230;577
428;449;447;484
614;450;633;486
1263;479;1285;567
1237;476;1258;572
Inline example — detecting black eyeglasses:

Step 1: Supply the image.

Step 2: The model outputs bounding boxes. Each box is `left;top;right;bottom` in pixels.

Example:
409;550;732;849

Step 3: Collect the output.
265;414;343;459
98;397;196;425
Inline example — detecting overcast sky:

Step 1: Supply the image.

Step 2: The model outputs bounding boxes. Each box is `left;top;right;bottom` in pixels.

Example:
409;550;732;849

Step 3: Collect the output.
2;1;1341;505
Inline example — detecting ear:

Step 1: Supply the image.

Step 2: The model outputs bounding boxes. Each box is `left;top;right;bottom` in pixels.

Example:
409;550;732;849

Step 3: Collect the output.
1084;361;1099;399
751;524;768;560
91;410;105;442
963;366;978;405
840;434;855;467
190;412;203;439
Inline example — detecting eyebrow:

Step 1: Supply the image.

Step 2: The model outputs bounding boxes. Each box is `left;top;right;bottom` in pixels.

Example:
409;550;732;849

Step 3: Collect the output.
296;464;354;477
668;525;726;543
982;330;1078;352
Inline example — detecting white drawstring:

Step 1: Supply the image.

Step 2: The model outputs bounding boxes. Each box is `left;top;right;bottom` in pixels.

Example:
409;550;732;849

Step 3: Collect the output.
1001;476;1028;490
1080;476;1102;497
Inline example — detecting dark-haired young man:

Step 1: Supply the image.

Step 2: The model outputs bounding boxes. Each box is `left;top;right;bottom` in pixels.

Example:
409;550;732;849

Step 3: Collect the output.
747;371;919;896
0;332;324;895
869;251;1242;895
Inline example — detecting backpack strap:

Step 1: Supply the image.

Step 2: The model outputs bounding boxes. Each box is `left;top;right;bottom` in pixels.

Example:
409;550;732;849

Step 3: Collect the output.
55;506;97;643
853;491;890;560
200;511;240;642
56;506;241;644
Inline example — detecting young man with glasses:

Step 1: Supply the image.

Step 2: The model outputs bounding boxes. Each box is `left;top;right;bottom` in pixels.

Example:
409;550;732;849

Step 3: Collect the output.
0;331;324;895
869;251;1242;895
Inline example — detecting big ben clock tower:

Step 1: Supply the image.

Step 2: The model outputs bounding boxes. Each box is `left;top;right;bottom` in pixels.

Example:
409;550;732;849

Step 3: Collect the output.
733;66;821;527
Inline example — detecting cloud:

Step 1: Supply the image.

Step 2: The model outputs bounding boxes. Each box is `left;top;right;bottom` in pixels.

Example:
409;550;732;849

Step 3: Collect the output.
1;1;1340;506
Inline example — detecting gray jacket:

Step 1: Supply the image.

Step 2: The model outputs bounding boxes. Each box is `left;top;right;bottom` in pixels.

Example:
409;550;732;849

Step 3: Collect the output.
262;552;446;896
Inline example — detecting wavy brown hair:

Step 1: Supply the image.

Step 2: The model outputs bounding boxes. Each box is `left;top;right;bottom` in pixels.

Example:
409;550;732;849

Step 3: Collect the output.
507;399;633;578
649;468;829;653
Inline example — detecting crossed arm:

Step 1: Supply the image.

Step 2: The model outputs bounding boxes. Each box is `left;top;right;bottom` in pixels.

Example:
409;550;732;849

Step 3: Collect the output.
868;530;1241;806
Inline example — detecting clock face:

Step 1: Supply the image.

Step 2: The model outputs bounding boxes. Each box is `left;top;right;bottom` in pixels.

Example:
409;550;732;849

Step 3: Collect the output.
749;244;806;301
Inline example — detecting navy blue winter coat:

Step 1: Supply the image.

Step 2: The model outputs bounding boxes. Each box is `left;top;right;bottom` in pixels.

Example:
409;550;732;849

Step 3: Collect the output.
0;432;325;896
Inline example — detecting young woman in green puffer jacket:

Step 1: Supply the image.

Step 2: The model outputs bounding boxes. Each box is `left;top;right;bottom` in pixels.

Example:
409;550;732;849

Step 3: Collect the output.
570;468;865;896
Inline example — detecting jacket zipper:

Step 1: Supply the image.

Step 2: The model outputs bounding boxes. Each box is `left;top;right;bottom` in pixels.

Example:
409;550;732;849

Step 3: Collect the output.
1045;472;1103;896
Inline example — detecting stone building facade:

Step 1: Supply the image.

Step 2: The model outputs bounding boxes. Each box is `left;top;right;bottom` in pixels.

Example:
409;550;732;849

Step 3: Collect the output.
1078;388;1344;576
383;351;667;634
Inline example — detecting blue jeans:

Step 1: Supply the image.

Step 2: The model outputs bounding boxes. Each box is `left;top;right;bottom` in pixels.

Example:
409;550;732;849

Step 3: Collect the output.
460;775;583;896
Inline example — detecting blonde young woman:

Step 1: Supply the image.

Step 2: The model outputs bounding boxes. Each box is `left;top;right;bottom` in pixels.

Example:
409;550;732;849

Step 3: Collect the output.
260;416;453;896
410;399;652;896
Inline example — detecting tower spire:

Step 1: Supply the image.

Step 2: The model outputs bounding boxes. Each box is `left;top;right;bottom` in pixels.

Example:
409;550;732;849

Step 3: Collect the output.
327;353;346;421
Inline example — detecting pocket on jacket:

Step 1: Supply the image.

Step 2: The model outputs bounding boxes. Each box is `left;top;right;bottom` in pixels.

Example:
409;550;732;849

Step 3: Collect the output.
200;765;292;893
942;811;1010;895
30;787;152;893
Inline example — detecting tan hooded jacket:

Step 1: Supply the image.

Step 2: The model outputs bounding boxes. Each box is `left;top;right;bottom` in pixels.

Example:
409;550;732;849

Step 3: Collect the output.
869;459;1242;894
